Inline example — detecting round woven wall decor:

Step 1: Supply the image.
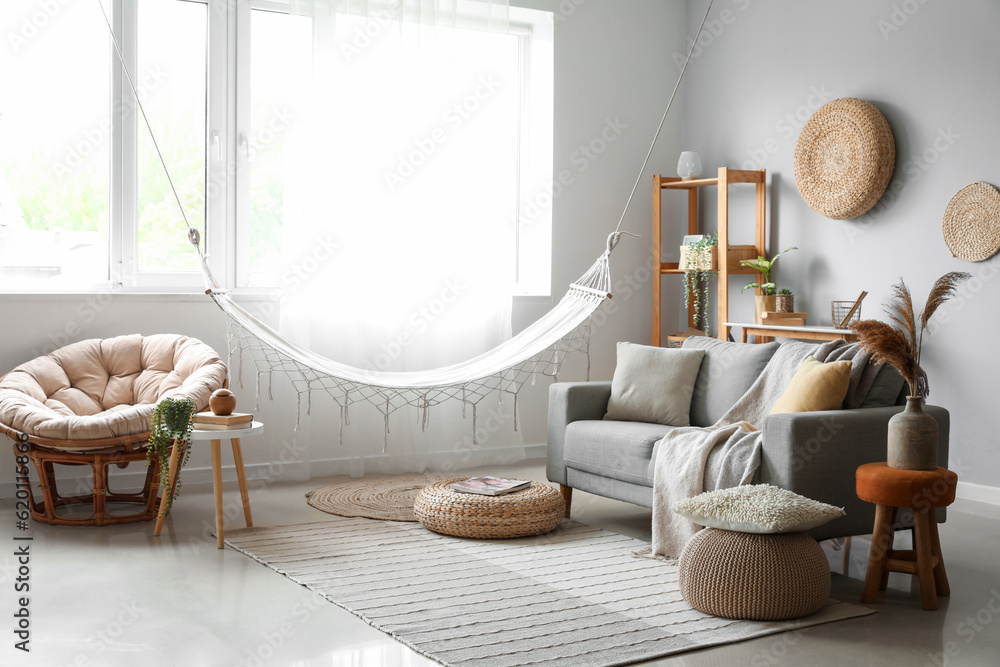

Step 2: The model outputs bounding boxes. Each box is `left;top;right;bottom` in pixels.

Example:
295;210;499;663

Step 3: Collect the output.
942;181;1000;262
307;473;455;522
794;98;895;220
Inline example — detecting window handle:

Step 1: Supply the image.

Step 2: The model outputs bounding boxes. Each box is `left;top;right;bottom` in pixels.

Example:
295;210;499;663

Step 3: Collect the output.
239;132;249;157
212;131;221;161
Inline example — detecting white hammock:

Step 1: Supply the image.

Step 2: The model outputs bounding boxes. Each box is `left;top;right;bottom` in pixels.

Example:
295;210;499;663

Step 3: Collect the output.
208;239;615;448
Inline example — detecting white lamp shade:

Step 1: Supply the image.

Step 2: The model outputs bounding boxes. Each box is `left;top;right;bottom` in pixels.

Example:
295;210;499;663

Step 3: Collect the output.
677;151;703;180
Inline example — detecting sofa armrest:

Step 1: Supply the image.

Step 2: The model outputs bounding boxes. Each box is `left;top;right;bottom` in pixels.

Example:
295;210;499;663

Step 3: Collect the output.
761;405;950;539
546;382;612;485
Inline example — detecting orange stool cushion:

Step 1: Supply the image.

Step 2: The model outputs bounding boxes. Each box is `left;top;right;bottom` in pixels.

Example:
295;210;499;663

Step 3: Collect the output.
856;462;957;509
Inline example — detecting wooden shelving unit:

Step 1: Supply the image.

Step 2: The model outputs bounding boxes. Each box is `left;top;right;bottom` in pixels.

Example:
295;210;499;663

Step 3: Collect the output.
652;167;767;344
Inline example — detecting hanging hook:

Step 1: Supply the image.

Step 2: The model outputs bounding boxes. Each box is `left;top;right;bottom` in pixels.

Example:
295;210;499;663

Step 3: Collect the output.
606;231;640;254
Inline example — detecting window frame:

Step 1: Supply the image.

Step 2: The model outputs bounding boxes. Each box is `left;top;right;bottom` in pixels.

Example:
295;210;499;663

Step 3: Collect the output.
1;0;551;297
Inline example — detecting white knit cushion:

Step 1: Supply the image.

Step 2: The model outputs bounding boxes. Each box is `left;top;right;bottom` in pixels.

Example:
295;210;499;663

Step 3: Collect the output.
603;342;705;426
672;484;846;534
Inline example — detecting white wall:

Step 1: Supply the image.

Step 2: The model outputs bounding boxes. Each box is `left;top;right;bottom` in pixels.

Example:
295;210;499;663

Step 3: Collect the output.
681;0;1000;491
0;0;689;495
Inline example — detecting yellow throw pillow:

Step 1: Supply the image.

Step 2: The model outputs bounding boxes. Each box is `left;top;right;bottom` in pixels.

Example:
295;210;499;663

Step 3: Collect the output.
770;356;852;414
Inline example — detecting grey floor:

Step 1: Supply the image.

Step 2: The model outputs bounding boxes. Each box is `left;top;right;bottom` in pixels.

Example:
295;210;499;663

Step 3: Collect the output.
1;460;999;667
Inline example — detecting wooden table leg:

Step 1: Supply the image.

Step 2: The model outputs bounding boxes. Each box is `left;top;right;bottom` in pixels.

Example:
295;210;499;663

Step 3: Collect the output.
913;509;939;610
154;440;184;537
559;485;572;518
862;504;894;603
231;438;253;527
740;328;748;343
928;509;950;597
879;506;898;591
212;439;224;549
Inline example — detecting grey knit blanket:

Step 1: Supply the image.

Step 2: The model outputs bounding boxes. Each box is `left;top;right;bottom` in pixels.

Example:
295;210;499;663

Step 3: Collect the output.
650;340;879;558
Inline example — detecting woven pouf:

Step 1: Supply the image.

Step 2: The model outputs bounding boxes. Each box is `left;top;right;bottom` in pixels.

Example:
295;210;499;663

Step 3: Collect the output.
678;528;830;621
413;480;565;539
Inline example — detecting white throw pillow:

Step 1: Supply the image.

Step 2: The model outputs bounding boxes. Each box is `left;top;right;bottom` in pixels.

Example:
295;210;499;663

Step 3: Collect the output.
603;342;705;426
672;484;846;534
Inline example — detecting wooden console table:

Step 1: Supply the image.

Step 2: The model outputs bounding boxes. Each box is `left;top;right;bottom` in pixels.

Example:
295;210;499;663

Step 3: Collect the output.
726;322;859;344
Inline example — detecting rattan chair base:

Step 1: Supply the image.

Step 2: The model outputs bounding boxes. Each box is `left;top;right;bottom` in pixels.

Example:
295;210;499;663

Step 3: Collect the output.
13;438;164;527
413;480;565;539
678;528;830;621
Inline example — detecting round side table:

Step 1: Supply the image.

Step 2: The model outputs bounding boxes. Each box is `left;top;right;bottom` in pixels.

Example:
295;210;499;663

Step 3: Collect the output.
856;462;958;610
153;422;264;549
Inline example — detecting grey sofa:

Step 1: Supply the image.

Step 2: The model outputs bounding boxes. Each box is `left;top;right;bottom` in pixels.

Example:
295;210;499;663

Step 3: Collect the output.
546;337;950;541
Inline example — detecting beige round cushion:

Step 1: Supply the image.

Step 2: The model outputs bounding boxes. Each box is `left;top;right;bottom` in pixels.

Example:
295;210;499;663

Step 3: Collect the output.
0;334;227;445
678;528;830;620
413;480;564;539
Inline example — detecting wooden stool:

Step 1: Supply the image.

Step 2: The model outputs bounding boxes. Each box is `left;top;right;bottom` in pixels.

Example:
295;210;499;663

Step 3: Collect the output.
856;462;958;610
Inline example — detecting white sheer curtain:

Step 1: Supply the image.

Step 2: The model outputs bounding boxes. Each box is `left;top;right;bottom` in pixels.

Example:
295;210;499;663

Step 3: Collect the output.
274;0;522;476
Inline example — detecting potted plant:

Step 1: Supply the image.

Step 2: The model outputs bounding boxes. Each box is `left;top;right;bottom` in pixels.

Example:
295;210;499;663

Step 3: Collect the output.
146;396;197;514
740;246;797;322
850;271;969;470
775;288;794;313
681;232;718;336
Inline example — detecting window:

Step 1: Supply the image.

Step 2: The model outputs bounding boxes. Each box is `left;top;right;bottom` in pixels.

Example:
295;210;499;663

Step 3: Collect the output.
1;1;552;296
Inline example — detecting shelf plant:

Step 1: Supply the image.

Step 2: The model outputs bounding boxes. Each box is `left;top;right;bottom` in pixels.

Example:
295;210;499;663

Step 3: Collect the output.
681;231;718;336
739;246;798;295
146;396;197;513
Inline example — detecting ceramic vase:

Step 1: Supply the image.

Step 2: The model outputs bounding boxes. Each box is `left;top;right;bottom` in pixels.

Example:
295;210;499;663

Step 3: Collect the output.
887;396;938;470
775;294;794;313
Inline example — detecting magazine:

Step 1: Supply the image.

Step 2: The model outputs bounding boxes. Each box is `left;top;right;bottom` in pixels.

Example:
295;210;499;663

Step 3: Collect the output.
451;477;531;496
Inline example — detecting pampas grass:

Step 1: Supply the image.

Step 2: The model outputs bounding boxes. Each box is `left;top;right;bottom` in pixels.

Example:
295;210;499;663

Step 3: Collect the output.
850;272;970;397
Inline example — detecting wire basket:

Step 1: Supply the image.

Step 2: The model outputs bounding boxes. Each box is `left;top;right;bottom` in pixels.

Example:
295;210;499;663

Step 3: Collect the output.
831;301;862;328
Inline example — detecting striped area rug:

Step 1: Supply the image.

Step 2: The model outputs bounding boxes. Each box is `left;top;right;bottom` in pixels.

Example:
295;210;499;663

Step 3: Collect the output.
224;518;873;667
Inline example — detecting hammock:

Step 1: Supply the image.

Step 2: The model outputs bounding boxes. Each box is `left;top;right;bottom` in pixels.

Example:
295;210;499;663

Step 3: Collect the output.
208;237;615;448
98;0;715;448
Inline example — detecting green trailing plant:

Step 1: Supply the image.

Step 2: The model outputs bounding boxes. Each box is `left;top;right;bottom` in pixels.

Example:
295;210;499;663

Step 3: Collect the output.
850;272;970;398
681;231;718;336
146;396;197;513
740;246;798;295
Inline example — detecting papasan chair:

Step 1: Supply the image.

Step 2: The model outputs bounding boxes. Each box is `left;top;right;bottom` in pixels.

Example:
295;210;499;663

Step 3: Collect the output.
0;334;227;526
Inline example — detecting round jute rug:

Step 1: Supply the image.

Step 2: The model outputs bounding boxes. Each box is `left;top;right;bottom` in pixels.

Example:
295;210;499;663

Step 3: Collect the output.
306;473;456;522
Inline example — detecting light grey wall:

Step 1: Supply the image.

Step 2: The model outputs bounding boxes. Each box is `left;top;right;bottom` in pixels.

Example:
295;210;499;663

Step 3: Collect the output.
0;1;689;493
513;0;688;449
682;0;1000;488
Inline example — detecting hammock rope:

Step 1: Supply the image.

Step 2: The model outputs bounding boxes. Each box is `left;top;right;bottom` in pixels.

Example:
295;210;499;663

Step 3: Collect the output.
98;0;716;447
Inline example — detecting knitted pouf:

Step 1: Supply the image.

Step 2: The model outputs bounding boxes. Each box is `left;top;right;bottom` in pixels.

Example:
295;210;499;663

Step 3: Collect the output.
678;528;830;620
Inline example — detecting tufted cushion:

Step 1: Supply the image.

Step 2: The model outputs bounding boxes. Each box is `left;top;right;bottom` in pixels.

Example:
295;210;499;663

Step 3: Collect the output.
0;334;227;447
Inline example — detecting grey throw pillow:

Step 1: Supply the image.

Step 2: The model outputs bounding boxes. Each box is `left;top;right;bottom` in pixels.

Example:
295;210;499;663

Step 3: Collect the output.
682;337;779;427
604;342;705;426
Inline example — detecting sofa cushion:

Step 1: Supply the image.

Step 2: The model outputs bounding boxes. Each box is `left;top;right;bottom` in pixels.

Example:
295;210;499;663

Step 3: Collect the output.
770;356;852;414
564;420;679;487
860;363;906;408
604;343;704;426
682;337;779;427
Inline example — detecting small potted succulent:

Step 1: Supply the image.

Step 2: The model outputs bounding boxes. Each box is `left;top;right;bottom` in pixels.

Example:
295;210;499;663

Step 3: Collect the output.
740;247;797;322
775;288;794;313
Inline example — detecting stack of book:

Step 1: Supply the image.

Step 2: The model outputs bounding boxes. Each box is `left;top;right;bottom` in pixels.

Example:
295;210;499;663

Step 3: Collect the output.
194;412;254;431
